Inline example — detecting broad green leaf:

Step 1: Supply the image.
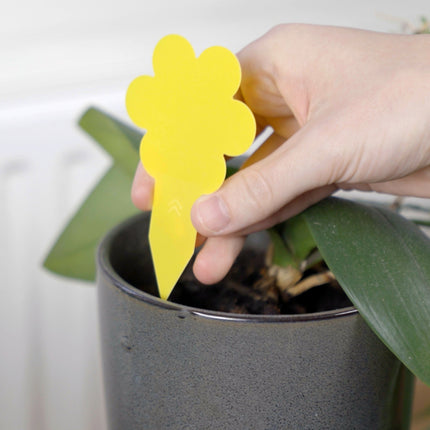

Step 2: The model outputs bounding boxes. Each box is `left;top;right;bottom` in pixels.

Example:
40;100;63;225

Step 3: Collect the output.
304;197;430;385
79;107;143;177
43;165;140;281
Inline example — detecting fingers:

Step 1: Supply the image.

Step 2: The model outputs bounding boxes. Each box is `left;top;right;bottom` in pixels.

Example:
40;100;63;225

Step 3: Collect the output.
367;166;430;198
229;184;337;237
191;125;336;237
237;27;296;121
131;162;155;211
241;129;297;170
192;184;336;285
193;235;246;284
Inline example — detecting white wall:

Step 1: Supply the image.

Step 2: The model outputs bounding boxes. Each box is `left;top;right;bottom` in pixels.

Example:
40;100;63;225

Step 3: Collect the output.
2;0;429;105
1;1;429;429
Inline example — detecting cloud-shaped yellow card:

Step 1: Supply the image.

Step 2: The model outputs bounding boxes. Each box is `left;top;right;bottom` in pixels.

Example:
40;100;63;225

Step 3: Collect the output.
126;35;256;300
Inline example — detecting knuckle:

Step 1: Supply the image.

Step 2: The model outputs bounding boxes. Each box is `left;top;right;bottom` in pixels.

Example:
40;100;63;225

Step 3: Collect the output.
238;168;274;213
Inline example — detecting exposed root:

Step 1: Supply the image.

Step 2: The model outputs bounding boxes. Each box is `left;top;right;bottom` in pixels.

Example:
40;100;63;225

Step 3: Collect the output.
282;271;336;299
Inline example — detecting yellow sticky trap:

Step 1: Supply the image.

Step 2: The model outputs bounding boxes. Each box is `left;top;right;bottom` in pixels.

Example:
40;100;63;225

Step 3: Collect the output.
126;35;256;300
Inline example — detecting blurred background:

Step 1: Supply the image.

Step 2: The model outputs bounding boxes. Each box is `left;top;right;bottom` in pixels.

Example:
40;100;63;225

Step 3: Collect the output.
1;1;429;429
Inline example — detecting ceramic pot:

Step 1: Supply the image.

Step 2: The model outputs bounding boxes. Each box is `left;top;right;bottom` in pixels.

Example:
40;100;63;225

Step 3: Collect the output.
97;213;410;430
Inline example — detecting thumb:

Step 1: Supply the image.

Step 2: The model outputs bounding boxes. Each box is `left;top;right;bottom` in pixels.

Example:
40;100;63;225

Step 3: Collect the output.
191;126;337;236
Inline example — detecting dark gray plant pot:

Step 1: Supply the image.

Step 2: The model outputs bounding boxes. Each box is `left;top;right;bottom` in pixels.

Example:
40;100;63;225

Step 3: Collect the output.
97;213;410;430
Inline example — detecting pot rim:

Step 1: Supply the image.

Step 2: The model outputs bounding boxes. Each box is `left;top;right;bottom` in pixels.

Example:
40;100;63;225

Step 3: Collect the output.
98;213;357;323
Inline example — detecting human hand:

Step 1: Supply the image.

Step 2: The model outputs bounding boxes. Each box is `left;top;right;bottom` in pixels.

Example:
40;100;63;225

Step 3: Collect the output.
132;24;430;284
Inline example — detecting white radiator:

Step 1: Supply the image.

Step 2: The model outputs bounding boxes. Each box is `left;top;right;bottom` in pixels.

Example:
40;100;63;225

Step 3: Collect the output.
0;93;126;430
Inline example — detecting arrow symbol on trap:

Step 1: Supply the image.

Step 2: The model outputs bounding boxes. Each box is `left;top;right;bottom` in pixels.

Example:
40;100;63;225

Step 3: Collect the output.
168;199;183;216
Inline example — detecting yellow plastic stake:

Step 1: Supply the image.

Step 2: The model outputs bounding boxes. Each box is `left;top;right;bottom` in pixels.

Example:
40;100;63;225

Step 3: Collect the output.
126;35;256;299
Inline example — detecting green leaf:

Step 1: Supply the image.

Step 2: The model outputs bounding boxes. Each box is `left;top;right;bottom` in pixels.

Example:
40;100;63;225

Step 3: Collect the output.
268;227;296;267
413;219;430;227
304;197;430;385
280;214;316;264
43;165;140;281
226;165;239;178
267;215;317;269
44;106;144;281
78;107;143;177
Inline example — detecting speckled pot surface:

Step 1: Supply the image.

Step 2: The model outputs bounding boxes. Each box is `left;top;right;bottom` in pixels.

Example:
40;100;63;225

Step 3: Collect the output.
97;213;407;430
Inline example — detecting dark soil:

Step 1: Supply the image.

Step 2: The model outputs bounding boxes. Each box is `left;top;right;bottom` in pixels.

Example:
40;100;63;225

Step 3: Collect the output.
168;248;352;315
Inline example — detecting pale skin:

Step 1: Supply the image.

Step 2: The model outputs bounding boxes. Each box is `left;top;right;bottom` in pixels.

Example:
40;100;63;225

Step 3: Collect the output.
132;24;430;285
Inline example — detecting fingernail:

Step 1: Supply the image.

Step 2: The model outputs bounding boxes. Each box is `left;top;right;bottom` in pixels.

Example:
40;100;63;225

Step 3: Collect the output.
195;195;230;233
